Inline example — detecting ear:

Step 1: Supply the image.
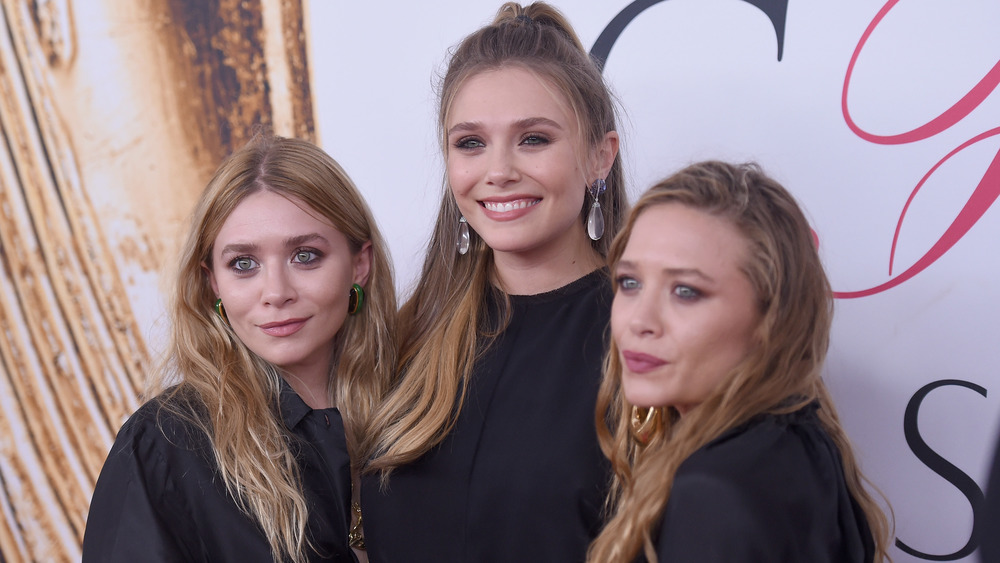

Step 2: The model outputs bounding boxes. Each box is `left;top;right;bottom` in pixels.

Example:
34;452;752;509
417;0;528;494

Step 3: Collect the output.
202;261;220;297
353;241;373;287
589;130;620;182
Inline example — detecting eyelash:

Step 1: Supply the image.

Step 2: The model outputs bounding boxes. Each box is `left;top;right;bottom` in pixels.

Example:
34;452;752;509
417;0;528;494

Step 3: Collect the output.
614;275;703;301
453;136;484;150
292;248;322;265
226;248;322;275
520;133;550;146
615;275;640;292
451;133;552;151
229;256;258;274
673;285;701;301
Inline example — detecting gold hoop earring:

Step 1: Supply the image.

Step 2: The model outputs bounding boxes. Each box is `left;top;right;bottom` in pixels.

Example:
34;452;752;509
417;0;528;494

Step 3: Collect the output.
348;284;365;315
629;405;662;446
214;298;229;325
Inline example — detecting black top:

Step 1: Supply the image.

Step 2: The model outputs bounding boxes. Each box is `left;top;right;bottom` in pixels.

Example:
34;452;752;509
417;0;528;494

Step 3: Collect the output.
979;427;1000;562
362;270;612;562
82;383;356;562
650;403;875;562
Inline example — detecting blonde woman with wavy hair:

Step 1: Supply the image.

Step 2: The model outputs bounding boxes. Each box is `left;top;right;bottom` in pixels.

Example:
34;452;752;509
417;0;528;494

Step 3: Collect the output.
83;134;396;562
360;2;624;561
588;161;891;562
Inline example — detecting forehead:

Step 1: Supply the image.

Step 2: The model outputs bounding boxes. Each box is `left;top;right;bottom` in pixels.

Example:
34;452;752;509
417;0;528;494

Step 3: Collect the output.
448;66;576;128
622;203;749;274
214;190;336;243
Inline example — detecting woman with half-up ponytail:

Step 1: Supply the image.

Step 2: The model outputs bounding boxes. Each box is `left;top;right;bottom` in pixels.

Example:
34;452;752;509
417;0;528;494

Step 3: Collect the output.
83;134;396;562
587;160;891;562
361;2;624;561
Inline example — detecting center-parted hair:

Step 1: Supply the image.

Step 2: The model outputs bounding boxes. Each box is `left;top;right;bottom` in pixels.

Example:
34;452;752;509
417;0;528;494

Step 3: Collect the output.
151;134;396;562
587;161;890;563
364;1;626;478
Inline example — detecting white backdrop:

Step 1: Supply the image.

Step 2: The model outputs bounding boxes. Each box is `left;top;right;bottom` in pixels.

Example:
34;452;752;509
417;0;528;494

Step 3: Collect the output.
311;1;1000;560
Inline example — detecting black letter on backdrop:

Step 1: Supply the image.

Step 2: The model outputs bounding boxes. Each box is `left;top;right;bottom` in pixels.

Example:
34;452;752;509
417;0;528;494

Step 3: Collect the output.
589;0;789;69
897;379;986;560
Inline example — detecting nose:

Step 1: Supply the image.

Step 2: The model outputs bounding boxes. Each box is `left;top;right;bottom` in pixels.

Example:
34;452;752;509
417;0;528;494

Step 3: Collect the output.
261;264;297;306
628;291;663;337
485;145;520;187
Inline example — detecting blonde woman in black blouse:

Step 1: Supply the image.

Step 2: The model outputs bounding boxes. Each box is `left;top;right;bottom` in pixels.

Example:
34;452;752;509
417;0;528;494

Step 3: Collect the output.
589;161;891;562
84;135;396;562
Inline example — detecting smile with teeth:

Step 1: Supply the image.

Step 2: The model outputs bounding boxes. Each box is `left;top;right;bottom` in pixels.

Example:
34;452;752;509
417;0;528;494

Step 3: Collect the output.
481;199;540;213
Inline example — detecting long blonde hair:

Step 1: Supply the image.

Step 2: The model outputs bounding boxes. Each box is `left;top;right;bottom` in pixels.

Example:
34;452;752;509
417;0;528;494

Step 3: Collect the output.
364;1;626;479
587;161;891;562
149;134;396;562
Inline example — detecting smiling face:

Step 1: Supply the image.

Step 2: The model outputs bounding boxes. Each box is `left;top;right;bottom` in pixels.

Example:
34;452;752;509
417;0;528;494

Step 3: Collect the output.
611;203;761;415
445;66;606;265
207;190;370;383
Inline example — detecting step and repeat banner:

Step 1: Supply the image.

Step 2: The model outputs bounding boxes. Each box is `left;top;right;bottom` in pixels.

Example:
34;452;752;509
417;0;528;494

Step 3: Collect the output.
315;1;999;562
0;0;995;561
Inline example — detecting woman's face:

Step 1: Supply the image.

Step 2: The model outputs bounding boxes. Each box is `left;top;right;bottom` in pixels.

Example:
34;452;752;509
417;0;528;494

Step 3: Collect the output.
208;190;370;382
445;66;611;263
611;203;760;415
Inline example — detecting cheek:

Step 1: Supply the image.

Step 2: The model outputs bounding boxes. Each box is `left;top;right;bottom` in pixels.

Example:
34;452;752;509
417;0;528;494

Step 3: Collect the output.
609;297;630;343
700;317;757;378
447;161;474;193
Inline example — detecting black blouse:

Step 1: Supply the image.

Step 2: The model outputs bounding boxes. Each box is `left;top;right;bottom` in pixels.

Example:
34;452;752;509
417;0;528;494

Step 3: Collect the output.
361;270;612;562
82;384;356;562
650;403;876;562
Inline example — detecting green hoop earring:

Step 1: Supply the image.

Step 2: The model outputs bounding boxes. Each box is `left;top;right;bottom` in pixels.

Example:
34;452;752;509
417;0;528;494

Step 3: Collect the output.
214;298;229;325
348;284;365;315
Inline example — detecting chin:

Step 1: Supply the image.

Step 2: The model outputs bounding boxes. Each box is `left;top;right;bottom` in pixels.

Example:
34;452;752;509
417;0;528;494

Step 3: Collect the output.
621;384;669;409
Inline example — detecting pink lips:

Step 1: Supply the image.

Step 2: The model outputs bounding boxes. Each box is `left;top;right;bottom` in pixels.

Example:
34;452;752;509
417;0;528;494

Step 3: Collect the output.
258;318;307;337
622;351;667;374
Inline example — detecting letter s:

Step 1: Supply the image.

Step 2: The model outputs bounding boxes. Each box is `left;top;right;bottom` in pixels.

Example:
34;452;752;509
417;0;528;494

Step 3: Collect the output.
897;379;986;560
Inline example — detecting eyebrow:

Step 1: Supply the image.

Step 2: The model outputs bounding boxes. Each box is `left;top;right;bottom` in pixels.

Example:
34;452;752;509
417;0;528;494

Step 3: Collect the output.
616;260;716;283
447;116;564;137
218;233;328;257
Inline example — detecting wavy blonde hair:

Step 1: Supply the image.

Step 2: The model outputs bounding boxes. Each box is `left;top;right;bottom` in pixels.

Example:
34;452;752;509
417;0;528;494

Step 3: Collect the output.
587;161;891;563
364;1;626;479
148;134;396;562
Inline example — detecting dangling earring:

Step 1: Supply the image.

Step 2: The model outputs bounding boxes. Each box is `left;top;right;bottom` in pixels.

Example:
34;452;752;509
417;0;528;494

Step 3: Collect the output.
629;405;662;446
587;178;607;241
456;216;470;255
214;298;229;325
348;283;365;315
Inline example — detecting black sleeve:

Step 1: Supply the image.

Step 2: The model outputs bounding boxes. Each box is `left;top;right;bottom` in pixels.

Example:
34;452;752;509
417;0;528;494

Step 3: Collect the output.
82;414;191;562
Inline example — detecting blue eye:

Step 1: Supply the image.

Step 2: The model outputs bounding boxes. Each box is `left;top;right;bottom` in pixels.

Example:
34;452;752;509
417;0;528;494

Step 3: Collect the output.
674;285;701;301
454;137;484;150
521;134;550;146
293;249;320;264
616;275;640;292
230;256;257;272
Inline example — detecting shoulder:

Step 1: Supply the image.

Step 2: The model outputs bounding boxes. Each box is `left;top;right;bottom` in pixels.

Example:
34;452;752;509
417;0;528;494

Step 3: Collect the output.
657;407;859;561
106;391;213;472
684;407;831;474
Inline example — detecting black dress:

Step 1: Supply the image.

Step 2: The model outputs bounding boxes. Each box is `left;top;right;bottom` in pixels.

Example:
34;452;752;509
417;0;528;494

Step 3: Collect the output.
651;403;876;562
82;383;357;562
361;270;612;562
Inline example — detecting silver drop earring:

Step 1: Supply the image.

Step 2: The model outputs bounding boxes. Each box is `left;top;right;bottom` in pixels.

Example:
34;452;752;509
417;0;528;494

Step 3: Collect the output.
587;178;607;241
457;216;470;255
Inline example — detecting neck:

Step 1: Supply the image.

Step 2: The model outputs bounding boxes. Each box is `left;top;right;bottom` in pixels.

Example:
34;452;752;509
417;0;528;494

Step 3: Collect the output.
492;229;604;295
282;364;333;409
